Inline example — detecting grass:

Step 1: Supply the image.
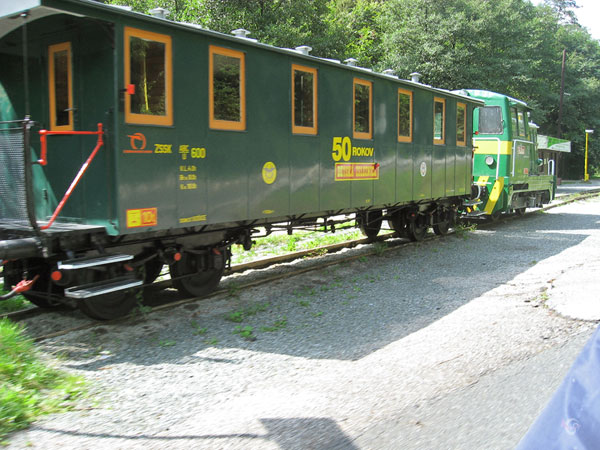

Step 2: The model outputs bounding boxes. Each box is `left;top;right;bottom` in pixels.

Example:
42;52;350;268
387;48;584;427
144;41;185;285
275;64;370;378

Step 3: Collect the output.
0;318;85;438
230;226;364;264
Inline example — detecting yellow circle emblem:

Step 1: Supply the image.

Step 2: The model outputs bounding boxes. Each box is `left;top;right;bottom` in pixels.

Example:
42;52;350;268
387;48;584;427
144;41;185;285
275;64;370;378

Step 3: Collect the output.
262;161;277;185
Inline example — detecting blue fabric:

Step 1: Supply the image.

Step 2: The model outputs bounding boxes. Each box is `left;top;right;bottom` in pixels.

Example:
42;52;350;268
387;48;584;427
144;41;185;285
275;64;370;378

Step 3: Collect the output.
517;325;600;449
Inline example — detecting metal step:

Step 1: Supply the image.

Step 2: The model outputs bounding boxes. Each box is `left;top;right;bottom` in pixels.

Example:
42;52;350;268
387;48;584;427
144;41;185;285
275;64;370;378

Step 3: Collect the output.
58;253;134;270
65;276;143;299
462;199;483;207
463;210;487;218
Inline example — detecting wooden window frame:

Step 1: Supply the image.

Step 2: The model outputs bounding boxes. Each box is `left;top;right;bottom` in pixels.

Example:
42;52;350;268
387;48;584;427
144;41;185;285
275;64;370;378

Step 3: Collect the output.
433;97;446;145
353;78;373;140
456;102;467;146
124;27;173;126
291;64;318;135
209;45;246;131
48;41;73;131
397;88;413;143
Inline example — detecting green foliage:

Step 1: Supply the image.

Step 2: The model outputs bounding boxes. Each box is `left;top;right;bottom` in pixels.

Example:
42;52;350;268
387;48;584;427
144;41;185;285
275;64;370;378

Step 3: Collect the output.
233;325;255;340
260;316;288;332
0;319;85;437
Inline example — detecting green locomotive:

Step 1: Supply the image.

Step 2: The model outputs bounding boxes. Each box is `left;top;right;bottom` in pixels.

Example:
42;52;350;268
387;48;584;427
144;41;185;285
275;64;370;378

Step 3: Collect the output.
0;0;482;319
458;90;556;218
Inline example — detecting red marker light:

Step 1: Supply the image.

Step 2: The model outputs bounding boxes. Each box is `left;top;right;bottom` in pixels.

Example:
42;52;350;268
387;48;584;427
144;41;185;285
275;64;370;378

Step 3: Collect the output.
127;84;135;95
174;252;182;262
51;270;62;282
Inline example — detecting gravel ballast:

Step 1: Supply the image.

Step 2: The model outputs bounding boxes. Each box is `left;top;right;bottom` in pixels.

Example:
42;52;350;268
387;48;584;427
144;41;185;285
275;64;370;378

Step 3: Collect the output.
7;197;600;449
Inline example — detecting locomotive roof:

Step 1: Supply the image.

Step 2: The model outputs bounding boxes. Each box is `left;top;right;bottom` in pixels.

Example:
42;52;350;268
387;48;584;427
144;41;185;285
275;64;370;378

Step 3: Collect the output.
456;89;530;109
1;0;483;106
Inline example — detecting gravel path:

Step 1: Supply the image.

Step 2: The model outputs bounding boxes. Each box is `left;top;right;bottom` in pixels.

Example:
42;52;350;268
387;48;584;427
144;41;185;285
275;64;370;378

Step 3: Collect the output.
7;197;600;449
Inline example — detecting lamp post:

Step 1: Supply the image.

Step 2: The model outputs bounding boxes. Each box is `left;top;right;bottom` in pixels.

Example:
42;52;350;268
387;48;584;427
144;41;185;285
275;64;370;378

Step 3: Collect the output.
585;129;594;181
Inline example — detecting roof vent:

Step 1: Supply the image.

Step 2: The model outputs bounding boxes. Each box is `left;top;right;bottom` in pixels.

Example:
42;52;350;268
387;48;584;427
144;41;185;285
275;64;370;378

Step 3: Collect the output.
344;58;358;67
149;7;170;19
410;72;422;83
295;46;312;56
383;69;396;76
232;29;251;38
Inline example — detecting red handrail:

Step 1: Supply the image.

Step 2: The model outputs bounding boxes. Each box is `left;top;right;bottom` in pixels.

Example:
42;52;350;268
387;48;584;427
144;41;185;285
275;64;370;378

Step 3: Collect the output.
38;124;104;230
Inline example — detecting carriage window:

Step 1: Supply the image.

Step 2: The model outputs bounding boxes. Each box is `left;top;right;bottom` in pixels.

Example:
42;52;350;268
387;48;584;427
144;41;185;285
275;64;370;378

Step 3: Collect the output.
353;78;372;140
48;42;73;131
478;106;503;134
398;88;412;142
433;97;445;145
125;27;173;126
517;110;526;137
292;64;317;135
511;107;519;138
210;46;245;131
456;102;466;146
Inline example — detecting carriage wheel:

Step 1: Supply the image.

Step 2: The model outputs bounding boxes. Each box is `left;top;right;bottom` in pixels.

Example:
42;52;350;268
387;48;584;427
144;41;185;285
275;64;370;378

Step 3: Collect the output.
169;252;225;298
408;221;427;241
433;221;450;236
78;290;140;320
387;212;409;238
358;211;382;239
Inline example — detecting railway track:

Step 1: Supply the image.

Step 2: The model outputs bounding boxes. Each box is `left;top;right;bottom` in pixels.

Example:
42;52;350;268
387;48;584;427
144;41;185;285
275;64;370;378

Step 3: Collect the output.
4;187;600;342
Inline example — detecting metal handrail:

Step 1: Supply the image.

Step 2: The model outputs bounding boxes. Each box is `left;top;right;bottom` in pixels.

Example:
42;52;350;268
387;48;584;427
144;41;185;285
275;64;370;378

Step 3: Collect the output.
37;124;104;230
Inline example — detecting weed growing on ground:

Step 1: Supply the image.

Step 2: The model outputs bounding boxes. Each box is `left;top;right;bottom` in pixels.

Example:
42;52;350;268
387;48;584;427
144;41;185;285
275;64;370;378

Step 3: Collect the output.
454;223;477;239
191;321;207;336
260;317;288;332
0;319;85;438
234;325;256;341
373;242;387;256
157;339;176;347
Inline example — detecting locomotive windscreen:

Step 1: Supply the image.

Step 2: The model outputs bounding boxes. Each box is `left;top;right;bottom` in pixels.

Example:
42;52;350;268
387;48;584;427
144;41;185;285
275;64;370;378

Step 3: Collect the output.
478;106;503;134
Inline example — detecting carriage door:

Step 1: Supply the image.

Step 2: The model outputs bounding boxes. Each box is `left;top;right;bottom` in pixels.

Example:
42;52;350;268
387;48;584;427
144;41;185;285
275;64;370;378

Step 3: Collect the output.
42;21;115;225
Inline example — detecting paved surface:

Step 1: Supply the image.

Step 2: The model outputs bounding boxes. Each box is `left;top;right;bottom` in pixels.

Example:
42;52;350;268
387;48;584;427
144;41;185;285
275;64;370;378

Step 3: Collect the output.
7;193;600;449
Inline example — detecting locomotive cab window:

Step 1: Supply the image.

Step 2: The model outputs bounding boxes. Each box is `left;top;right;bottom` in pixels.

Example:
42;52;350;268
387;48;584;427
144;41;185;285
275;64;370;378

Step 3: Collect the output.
433;97;445;145
478;106;503;134
292;64;317;135
517;110;527;138
353;78;372;140
48;42;73;131
511;107;519;138
124;27;173;126
398;88;412;143
210;46;246;131
456;102;466;146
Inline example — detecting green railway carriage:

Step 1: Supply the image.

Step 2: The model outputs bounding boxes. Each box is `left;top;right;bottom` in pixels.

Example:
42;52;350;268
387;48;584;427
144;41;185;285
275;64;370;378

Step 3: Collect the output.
458;89;555;218
0;0;483;319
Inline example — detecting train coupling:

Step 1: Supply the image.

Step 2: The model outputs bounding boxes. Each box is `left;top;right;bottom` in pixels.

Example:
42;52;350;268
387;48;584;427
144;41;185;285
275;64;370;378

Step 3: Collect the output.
0;275;39;301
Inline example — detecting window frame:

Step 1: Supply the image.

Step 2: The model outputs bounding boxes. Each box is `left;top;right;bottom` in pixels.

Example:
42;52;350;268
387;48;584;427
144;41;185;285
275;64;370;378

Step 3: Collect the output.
397;88;413;143
48;41;73;131
209;45;246;131
124;26;173;126
517;109;526;138
291;64;318;135
353;78;373;140
456;102;467;146
433;97;446;145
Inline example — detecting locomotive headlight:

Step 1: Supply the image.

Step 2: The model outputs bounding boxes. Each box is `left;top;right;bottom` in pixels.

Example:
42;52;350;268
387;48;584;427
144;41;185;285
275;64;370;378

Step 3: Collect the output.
485;156;495;166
